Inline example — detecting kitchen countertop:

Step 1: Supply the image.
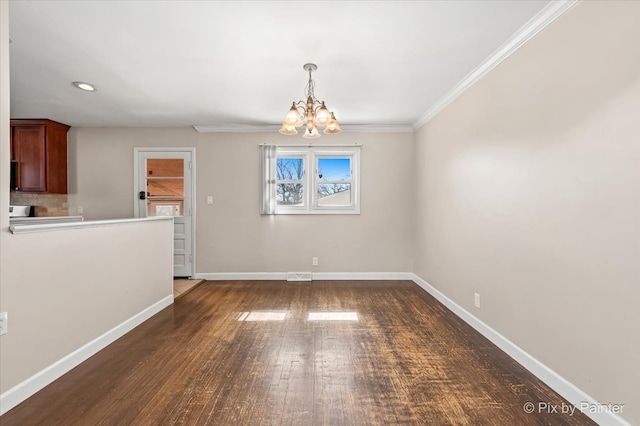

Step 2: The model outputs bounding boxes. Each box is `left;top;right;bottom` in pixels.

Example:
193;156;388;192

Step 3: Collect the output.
9;216;171;234
9;216;84;225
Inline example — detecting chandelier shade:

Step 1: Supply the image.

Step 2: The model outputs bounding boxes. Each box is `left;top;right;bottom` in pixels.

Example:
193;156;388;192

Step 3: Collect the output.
324;112;342;134
278;122;298;135
279;63;341;138
284;103;303;127
304;125;321;139
312;102;331;126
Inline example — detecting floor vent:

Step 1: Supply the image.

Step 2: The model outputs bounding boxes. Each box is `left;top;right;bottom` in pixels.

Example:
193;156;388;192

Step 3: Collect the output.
287;272;312;282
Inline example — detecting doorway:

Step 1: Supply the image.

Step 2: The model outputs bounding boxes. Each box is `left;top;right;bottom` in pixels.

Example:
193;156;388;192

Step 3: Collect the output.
134;148;195;277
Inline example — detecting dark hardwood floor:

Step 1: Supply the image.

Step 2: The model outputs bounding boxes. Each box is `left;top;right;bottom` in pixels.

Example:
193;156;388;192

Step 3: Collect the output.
1;280;595;425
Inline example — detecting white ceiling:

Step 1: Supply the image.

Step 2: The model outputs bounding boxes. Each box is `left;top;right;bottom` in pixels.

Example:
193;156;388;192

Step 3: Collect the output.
8;1;559;130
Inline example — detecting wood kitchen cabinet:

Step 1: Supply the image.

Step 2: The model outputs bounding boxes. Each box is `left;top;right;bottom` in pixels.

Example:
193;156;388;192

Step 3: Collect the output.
10;119;70;193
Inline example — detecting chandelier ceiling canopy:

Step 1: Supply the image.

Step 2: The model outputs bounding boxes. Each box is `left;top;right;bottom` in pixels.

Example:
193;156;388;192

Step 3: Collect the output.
279;63;342;138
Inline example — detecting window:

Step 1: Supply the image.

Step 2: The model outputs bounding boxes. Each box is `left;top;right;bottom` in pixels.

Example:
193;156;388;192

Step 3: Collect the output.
276;156;305;209
261;145;360;214
316;156;353;209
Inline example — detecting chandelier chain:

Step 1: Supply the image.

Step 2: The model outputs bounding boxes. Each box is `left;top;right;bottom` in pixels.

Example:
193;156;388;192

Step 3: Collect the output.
305;68;316;100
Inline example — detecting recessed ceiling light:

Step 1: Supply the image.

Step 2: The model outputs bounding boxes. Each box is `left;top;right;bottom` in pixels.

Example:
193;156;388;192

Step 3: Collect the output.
72;81;97;92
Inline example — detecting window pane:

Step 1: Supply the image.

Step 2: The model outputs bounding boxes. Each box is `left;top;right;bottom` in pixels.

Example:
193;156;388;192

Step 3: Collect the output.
147;159;183;177
318;157;350;181
276;156;305;207
147;178;184;197
277;158;304;180
147;200;183;217
318;183;351;206
277;183;304;206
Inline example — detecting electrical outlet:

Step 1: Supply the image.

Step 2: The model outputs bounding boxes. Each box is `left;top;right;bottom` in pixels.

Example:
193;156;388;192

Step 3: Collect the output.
474;293;481;309
207;196;213;205
0;312;7;335
312;257;318;266
77;206;84;214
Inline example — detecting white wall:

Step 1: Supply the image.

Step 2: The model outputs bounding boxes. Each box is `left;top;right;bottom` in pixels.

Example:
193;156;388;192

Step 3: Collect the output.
0;221;174;395
0;0;10;231
68;129;415;274
0;2;174;411
413;1;639;424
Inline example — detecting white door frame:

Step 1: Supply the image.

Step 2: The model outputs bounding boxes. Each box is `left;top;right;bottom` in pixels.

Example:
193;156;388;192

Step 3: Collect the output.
133;147;196;277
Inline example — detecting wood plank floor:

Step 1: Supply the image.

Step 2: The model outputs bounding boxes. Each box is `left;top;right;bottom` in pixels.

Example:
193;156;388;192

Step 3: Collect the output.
1;280;595;425
173;278;206;299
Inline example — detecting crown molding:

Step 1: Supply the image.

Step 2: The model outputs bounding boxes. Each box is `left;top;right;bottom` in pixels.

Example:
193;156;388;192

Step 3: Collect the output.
194;1;579;136
193;124;280;133
413;0;580;130
193;123;413;133
341;124;413;133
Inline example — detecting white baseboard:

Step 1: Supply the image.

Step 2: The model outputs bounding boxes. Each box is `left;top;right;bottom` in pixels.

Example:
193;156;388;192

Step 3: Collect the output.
194;272;286;280
410;274;630;426
0;294;174;416
194;272;413;281
313;272;413;280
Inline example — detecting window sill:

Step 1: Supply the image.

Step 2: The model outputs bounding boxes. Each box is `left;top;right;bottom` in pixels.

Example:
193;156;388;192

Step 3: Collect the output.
273;209;360;215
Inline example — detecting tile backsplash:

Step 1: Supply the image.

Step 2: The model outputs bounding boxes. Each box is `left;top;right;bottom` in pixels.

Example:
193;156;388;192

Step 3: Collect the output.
10;192;68;217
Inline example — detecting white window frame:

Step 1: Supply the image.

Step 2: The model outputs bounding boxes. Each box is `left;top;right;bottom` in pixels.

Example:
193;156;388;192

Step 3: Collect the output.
275;152;307;213
274;146;360;215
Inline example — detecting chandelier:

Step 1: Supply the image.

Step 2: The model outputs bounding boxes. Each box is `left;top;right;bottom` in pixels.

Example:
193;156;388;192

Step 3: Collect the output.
279;63;342;138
